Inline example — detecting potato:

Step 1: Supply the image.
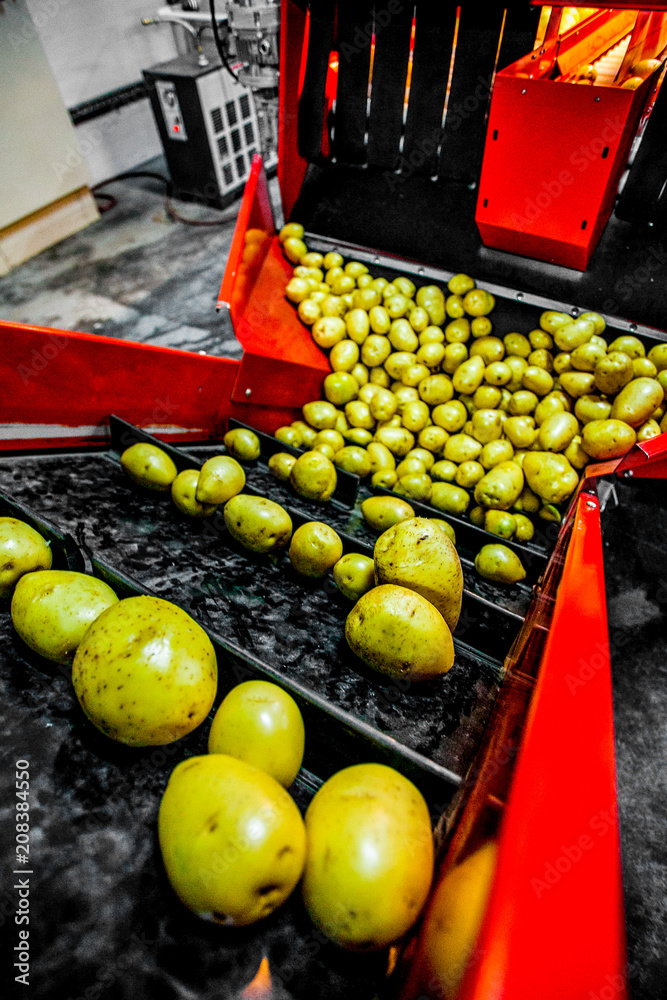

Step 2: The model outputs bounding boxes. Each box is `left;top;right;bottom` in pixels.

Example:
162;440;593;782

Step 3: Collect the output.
593;352;633;395
224;427;261;462
362;496;415;532
290;451;337;501
196;455;245;505
159;755;306;924
208;681;304;788
11;571;118;665
474;461;524;510
374;517;462;631
610;377;664;427
120;442;177;492
289;522;343;578
268;452;297;482
581;419;637;460
72;596;217;745
0;518;52;598
334;445;371;477
302;763;434;949
475;544;526;584
224;494;293;553
431;482;471;516
523;452;579;503
538;411;579;452
346;584;454;680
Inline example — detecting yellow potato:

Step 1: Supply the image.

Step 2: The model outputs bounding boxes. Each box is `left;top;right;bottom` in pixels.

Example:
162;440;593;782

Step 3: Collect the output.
346;584;454;680
225;494;293;552
475;544;526;584
374;517;463;630
610;377;664;428
268;452;297;482
196;455;245;505
73;596;217;745
0;518;53;598
474;461;524;510
302;763;434;949
290;451;337;501
581;420;637;460
289;522;343;577
523;452;579;503
121;442;177;492
538;411;579;452
333;553;376;601
159;755;306;924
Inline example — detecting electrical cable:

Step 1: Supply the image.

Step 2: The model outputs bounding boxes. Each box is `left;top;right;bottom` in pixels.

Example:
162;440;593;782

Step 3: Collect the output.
210;0;240;83
91;171;238;227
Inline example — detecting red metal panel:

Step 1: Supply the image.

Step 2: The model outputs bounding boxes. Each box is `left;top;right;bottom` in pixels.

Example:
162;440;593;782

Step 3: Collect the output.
0;322;239;451
614;429;667;477
278;0;310;222
476;70;655;269
458;491;627;1000
218;155;274;317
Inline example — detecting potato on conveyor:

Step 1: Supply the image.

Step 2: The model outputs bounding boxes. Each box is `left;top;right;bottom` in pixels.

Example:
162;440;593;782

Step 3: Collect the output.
120;442;177;492
0;517;52;598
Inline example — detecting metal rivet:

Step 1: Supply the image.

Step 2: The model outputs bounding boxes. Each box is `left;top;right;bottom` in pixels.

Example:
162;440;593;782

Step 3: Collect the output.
571;307;579;316
624;468;634;477
595;97;600;102
418;268;425;275
373;256;380;264
586;500;597;509
245;388;252;397
648;221;654;227
516;292;524;300
629;323;637;332
521;89;527;95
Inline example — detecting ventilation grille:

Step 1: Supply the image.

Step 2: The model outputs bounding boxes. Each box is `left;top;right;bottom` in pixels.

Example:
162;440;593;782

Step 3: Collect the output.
210;107;223;134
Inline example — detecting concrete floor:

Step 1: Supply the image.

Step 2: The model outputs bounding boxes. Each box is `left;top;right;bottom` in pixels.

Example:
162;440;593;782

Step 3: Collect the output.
0;160;248;358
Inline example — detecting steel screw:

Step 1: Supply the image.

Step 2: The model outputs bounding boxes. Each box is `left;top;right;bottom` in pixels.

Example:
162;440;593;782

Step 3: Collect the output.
245;388;252;397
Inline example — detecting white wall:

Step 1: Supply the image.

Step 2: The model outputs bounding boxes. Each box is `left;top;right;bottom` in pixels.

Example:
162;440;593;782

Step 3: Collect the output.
25;0;181;183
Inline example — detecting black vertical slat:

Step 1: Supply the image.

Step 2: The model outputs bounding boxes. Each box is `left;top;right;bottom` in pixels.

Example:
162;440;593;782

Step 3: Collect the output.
496;1;540;72
401;4;458;178
616;71;667;226
437;5;506;183
331;0;374;163
298;0;337;162
365;2;414;170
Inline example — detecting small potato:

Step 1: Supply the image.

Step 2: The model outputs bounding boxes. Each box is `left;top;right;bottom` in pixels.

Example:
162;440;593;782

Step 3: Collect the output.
471;409;503;444
504;333;532;358
361;496;415;533
444;433;483;464
593;352;634;395
480;439;514;469
324;371;360;406
225;495;293;552
431;482;471;516
538;411;579;452
432;400;468;433
474;461;524;511
559;371;596;398
470;336;505;365
345;400;375;430
523;452;579;503
333;553;376;601
431;460;458;482
275;425;302;448
330;339;360;373
553;318;596;353
172;470;218;517
504;416;537;449
268;452;297;482
374;426;415;457
418;425;449;454
394;473;432;502
0;518;53;598
455;461;485;488
289;522;343;578
418;374;454;406
367;441;396;473
303;400;338;430
402;400;431;432
608;335;645;358
312;316;347;348
121;442;177;492
334;446;371;477
291;421;318;447
452;356;485;395
508;390;538;415
372;470;398;489
484;510;516;540
475;544;526;585
522;366;554;397
290;451;337;501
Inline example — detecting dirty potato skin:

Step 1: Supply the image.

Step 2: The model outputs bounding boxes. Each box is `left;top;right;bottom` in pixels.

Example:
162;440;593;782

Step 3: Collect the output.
11;570;118;665
373;517;463;631
158;754;306;925
345;584;454;680
0;517;53;598
302;763;434;950
72;596;217;746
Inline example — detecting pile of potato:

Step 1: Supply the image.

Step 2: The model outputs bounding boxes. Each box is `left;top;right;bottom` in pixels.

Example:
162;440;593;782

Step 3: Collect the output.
275;223;667;542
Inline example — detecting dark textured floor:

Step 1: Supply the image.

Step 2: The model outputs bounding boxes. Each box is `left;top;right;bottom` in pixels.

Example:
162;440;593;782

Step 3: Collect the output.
0;169;665;998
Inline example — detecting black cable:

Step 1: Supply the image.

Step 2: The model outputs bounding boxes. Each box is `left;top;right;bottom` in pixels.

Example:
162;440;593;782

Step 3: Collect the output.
91;171;237;227
210;0;240;83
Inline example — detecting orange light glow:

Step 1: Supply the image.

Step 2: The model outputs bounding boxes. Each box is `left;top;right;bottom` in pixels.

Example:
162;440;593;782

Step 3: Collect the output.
240;956;272;999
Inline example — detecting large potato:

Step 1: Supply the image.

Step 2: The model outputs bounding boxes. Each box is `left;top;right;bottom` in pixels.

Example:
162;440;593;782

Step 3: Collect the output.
346;584;454;680
0;518;52;598
302;763;434;950
120;442;177;492
374;518;462;631
609;377;664;427
159;754;306;925
72;596;217;745
581;419;637;460
11;571;118;665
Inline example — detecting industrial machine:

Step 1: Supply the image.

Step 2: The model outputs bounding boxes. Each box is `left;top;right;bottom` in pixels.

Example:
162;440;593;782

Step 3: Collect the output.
142;0;280;205
2;2;667;999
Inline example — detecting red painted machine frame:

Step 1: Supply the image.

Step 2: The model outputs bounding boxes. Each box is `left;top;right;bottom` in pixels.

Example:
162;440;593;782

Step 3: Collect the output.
476;5;667;270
